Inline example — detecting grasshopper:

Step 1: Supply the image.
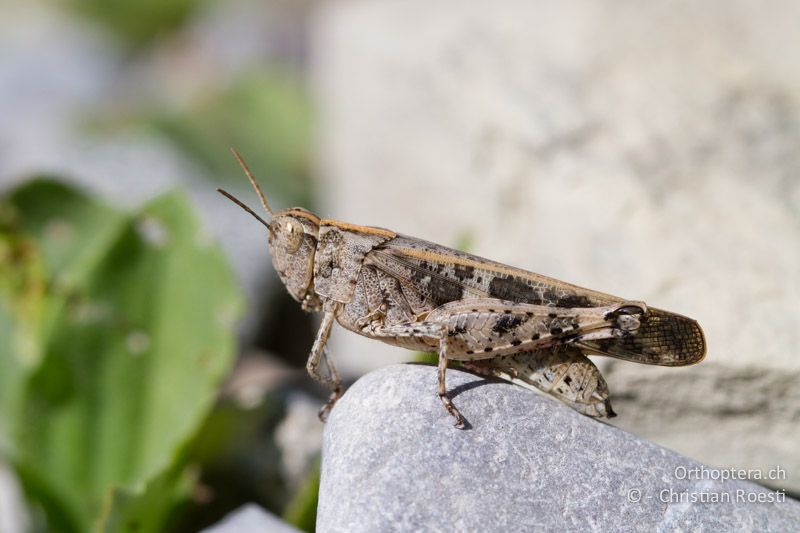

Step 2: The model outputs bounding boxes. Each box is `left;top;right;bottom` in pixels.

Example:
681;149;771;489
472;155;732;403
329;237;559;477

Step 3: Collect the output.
219;150;706;428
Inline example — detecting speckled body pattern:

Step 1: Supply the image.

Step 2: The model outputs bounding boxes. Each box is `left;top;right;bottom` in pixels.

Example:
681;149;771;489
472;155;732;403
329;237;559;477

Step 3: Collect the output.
221;179;706;427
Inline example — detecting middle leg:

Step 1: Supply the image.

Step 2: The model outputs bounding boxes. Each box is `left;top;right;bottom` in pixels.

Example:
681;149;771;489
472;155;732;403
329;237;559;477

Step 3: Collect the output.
366;321;467;428
438;339;466;429
317;345;342;422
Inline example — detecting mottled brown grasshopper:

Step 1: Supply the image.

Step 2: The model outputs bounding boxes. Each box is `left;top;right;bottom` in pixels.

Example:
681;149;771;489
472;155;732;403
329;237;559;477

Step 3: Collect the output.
219;150;706;428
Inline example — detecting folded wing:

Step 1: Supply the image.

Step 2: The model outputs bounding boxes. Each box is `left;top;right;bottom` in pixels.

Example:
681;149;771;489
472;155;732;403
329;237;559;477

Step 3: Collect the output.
578;307;706;366
368;239;706;367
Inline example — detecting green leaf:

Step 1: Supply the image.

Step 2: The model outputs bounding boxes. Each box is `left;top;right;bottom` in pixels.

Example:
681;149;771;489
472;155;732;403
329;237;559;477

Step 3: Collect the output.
0;205;46;443
64;0;206;52
96;461;193;533
1;179;243;532
413;351;439;365
282;458;319;533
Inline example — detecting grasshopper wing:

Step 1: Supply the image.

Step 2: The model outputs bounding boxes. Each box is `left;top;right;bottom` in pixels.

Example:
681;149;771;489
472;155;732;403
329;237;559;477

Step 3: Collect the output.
368;237;706;366
577;308;706;366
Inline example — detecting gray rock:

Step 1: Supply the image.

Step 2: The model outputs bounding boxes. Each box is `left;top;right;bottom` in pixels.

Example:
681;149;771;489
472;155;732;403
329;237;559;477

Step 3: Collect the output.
202;504;301;533
318;365;799;532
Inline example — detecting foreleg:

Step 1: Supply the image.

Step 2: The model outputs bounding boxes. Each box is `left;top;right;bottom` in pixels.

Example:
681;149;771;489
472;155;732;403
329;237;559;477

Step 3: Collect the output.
306;310;342;421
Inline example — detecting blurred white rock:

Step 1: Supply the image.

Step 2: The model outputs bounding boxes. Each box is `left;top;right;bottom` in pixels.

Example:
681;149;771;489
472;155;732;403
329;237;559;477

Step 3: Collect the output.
0;463;29;533
202;503;301;533
311;0;800;491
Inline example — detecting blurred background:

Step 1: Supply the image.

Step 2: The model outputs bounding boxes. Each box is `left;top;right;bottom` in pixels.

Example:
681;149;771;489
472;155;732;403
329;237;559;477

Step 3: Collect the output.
1;0;799;531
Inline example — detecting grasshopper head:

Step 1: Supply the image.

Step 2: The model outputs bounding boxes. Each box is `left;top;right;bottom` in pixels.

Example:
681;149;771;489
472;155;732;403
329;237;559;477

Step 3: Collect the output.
267;208;322;310
218;149;323;312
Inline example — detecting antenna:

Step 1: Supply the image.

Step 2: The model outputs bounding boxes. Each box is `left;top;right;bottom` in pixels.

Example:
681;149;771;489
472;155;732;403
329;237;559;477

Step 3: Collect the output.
217;188;271;230
230;148;274;216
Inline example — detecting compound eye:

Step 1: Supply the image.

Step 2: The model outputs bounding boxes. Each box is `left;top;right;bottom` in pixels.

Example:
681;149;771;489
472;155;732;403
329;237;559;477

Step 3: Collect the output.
282;219;304;252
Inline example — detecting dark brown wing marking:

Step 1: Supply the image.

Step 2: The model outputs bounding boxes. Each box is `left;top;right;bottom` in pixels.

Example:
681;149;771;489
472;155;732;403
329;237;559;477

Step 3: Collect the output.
367;247;479;306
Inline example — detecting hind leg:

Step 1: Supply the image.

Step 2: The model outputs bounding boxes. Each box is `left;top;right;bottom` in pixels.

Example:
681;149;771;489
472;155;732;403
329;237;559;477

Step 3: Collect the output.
464;347;615;418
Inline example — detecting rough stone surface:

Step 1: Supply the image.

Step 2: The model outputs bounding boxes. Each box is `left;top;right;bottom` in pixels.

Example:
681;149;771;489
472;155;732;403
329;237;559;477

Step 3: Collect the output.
318;365;799;532
202;504;301;533
312;0;800;491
